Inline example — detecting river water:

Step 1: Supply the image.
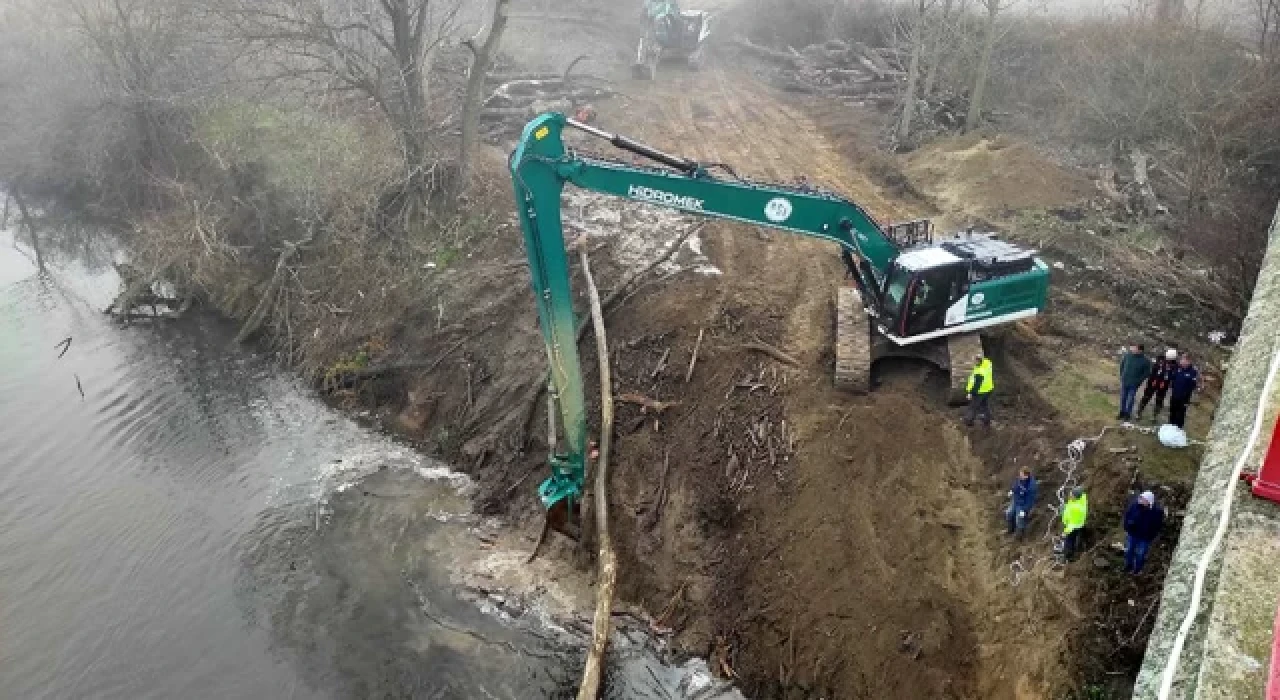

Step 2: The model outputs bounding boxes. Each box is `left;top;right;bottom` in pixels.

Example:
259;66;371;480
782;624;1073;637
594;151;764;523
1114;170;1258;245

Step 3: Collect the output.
0;224;741;700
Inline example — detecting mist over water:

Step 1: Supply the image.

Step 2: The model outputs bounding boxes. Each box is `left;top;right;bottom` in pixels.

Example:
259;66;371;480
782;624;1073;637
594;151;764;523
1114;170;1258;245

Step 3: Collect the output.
0;226;565;698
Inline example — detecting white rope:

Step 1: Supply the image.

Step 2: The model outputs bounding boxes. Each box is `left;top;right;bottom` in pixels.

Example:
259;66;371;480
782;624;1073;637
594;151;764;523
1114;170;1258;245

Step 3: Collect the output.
1011;429;1108;586
1157;342;1280;700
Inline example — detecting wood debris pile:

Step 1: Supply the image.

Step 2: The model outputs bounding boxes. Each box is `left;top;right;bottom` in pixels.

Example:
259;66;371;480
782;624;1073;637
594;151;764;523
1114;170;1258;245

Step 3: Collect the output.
734;36;904;105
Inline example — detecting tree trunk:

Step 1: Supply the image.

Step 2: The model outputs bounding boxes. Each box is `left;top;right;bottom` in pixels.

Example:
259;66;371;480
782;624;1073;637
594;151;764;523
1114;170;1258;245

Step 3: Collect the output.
897;1;926;143
385;0;432;219
458;0;511;200
13;191;44;273
965;0;999;132
922;0;953;97
575;246;617;700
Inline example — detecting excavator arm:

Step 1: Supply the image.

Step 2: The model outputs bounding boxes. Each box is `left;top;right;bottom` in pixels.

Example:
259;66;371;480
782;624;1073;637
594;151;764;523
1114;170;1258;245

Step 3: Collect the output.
511;112;900;512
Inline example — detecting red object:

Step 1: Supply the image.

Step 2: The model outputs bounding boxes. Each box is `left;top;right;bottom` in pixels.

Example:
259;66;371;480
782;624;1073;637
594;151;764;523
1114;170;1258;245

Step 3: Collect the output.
1243;415;1280;504
1269;600;1280;700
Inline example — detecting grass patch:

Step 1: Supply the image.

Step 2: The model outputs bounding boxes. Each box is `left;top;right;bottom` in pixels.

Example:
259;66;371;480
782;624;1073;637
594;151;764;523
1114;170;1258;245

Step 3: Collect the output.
1038;352;1120;425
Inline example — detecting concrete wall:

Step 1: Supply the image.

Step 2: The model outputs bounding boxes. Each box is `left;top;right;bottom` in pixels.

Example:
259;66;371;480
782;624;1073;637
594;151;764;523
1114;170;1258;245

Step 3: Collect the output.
1134;204;1280;699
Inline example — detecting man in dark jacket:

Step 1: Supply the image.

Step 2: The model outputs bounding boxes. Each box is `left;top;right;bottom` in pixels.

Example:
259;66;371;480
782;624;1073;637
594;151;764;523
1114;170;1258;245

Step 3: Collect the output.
1168;354;1201;429
1123;490;1165;574
1005;468;1038;538
1137;348;1177;422
1118;344;1151;420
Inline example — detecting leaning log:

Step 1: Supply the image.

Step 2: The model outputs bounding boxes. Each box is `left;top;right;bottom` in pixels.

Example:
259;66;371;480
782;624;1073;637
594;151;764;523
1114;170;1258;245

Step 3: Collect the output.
574;245;617;700
234;234;310;345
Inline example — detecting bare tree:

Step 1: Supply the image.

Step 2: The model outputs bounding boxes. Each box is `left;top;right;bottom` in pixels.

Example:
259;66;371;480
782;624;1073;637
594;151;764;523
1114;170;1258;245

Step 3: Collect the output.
458;0;509;197
222;0;463;224
964;0;1012;131
71;0;205;209
921;0;954;97
896;0;937;142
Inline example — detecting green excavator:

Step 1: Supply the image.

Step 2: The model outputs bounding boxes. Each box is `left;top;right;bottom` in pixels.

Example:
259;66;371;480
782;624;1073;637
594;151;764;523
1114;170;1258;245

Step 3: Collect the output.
511;112;1049;529
633;0;711;79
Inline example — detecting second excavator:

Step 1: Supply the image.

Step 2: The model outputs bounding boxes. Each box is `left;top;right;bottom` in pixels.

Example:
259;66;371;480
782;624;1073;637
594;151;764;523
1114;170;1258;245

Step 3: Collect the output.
511;112;1049;528
633;0;711;80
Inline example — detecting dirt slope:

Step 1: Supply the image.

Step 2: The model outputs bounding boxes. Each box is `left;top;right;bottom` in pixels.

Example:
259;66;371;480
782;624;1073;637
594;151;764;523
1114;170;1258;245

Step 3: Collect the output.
904;133;1096;218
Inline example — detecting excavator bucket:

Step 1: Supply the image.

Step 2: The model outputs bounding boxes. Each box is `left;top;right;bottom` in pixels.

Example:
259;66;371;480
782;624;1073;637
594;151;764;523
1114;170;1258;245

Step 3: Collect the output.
545;497;581;540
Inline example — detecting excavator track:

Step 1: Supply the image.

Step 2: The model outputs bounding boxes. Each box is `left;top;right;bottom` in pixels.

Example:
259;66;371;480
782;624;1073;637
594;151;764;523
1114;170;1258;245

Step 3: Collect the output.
835;286;871;393
946;332;985;406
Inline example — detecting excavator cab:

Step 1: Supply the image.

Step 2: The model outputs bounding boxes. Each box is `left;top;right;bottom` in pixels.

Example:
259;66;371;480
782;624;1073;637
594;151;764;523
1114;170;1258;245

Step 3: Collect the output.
877;250;971;340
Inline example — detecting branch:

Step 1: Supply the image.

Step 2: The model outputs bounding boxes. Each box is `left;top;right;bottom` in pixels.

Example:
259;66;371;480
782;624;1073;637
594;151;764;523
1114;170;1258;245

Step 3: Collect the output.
741;341;800;367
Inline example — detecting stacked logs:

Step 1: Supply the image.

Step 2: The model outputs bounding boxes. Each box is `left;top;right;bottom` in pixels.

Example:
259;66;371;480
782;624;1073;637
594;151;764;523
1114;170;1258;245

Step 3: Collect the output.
734;36;905;105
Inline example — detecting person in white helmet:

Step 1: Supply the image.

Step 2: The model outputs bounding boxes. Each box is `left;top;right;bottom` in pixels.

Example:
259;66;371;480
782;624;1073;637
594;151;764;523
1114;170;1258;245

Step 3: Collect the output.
1137;348;1178;422
1123;490;1165;574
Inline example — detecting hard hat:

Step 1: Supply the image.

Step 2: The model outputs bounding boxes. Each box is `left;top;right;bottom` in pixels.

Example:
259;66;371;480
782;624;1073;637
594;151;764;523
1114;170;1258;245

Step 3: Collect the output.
1072;486;1085;498
1165;349;1177;360
1141;490;1155;504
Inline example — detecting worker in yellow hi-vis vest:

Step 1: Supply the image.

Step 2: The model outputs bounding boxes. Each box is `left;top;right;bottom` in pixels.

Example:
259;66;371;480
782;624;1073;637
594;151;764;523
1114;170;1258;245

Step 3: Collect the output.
1061;487;1088;562
964;351;995;428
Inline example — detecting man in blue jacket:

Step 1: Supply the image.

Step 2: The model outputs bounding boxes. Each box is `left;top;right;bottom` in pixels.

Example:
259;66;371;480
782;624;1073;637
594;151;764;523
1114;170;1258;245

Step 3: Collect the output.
1123;490;1165;574
1168;354;1201;429
1006;468;1038;538
1118;343;1151;420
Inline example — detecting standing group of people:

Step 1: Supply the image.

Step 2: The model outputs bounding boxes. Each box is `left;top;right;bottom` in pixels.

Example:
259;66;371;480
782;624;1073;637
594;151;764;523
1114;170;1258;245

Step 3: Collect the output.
1004;469;1165;574
965;347;1173;573
1118;344;1201;428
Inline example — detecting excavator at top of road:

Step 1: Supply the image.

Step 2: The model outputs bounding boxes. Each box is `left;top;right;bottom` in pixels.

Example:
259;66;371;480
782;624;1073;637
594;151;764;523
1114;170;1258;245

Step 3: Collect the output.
633;0;711;79
510;111;1049;528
